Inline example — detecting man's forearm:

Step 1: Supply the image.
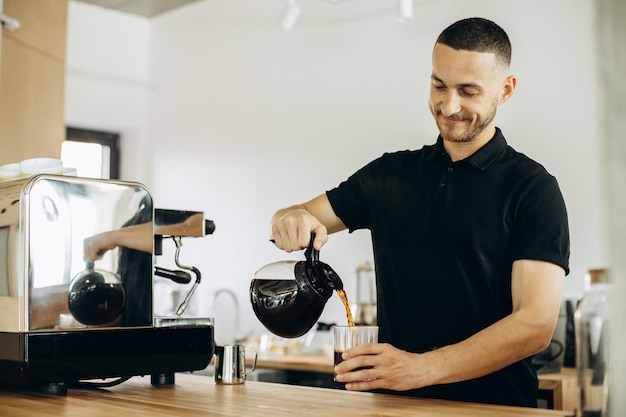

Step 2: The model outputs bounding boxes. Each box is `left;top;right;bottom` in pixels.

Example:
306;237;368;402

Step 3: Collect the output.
420;309;554;386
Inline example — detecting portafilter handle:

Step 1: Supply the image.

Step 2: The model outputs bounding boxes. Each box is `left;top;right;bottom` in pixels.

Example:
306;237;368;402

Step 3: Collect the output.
154;266;192;284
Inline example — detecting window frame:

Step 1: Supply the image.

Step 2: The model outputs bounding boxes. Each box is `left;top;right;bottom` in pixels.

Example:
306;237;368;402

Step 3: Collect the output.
65;127;120;179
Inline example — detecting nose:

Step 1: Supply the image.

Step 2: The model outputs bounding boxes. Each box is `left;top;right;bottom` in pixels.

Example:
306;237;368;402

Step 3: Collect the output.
440;91;461;117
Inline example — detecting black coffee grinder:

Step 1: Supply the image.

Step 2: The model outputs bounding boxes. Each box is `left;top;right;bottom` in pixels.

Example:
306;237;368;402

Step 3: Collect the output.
0;175;215;394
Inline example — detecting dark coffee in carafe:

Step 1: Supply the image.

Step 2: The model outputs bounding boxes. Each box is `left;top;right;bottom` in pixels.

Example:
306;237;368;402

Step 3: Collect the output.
250;276;329;338
250;235;346;338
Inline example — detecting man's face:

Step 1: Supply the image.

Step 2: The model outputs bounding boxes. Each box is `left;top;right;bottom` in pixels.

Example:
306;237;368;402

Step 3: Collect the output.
429;43;508;144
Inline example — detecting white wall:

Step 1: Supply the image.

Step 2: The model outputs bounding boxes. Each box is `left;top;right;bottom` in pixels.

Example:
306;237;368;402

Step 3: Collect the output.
65;2;153;184
65;0;606;345
596;0;626;413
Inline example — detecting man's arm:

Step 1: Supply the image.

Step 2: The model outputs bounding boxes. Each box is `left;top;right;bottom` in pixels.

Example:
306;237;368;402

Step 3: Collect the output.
270;193;346;252
83;222;153;262
335;259;565;391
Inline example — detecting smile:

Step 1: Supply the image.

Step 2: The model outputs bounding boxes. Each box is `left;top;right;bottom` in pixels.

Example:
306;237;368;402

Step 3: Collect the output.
441;115;469;125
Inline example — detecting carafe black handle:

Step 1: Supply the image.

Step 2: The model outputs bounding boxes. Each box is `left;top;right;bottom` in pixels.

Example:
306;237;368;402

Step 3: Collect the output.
305;233;343;291
304;233;319;263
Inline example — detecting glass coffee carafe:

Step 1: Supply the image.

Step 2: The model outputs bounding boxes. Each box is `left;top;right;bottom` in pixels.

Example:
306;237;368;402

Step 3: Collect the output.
250;236;345;338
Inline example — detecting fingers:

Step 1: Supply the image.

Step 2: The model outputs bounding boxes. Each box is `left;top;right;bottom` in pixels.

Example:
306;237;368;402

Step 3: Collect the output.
83;238;100;262
334;352;381;390
83;232;115;262
334;343;378;381
270;226;308;253
334;344;419;392
310;224;328;251
270;209;328;253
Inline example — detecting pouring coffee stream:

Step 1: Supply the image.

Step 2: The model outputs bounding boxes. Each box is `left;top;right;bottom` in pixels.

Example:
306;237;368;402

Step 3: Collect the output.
250;235;354;338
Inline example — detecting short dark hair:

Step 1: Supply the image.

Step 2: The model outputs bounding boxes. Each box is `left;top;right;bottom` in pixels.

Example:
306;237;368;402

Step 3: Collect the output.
436;17;511;68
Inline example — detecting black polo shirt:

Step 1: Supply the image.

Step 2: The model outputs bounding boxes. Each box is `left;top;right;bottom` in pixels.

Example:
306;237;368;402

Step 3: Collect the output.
326;128;570;407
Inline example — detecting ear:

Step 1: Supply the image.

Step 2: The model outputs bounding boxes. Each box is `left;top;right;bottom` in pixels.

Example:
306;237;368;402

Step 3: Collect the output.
499;75;517;104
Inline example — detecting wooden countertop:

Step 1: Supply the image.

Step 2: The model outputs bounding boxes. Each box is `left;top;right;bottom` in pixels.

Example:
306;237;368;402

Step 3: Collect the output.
250;355;578;412
0;373;574;417
251;355;576;388
253;354;334;373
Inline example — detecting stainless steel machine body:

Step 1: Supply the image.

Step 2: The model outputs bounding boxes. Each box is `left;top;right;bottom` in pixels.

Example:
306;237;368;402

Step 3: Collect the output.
0;175;214;393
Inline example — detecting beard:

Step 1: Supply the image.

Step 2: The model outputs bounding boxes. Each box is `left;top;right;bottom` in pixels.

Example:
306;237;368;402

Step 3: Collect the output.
432;98;499;143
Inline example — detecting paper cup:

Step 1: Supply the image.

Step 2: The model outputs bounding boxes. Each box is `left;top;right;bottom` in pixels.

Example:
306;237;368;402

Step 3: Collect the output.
19;158;63;176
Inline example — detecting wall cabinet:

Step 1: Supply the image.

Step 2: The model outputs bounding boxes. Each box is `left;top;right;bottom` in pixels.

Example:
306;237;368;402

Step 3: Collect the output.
0;0;68;165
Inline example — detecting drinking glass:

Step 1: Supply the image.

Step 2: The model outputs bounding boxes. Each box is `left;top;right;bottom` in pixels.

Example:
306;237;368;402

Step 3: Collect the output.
333;325;378;369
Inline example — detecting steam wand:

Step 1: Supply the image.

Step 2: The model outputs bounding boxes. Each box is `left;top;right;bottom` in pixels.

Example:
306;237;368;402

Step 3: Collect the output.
171;236;201;316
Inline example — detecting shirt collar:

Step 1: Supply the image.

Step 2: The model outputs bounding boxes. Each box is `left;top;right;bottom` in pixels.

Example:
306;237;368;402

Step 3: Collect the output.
427;127;508;171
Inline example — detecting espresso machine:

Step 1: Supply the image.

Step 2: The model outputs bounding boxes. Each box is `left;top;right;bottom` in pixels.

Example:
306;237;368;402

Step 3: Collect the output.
0;174;215;394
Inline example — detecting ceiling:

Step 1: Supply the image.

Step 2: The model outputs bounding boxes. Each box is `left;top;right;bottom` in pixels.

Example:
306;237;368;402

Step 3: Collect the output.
73;0;204;18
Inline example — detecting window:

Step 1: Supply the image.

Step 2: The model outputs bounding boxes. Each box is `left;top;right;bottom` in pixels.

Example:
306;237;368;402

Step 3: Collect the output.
62;127;120;179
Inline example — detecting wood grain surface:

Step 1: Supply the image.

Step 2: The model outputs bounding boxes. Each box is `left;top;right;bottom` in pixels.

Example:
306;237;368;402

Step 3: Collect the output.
249;355;578;412
253;355;334;373
0;373;574;417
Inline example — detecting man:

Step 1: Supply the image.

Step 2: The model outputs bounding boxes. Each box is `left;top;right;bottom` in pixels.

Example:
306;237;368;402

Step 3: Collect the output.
269;17;570;408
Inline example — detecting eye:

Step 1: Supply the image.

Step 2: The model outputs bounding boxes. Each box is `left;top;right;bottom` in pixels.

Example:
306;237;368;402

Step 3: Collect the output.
460;89;480;97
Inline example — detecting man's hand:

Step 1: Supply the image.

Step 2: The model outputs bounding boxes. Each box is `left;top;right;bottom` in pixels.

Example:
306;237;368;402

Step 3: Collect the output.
270;205;328;252
269;194;347;252
83;231;118;262
334;343;429;392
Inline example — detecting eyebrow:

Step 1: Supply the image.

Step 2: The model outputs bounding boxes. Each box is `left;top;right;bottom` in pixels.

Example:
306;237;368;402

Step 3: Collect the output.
431;75;484;90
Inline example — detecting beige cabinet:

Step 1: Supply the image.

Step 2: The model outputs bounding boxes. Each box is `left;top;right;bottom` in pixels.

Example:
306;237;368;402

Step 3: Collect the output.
0;0;68;165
